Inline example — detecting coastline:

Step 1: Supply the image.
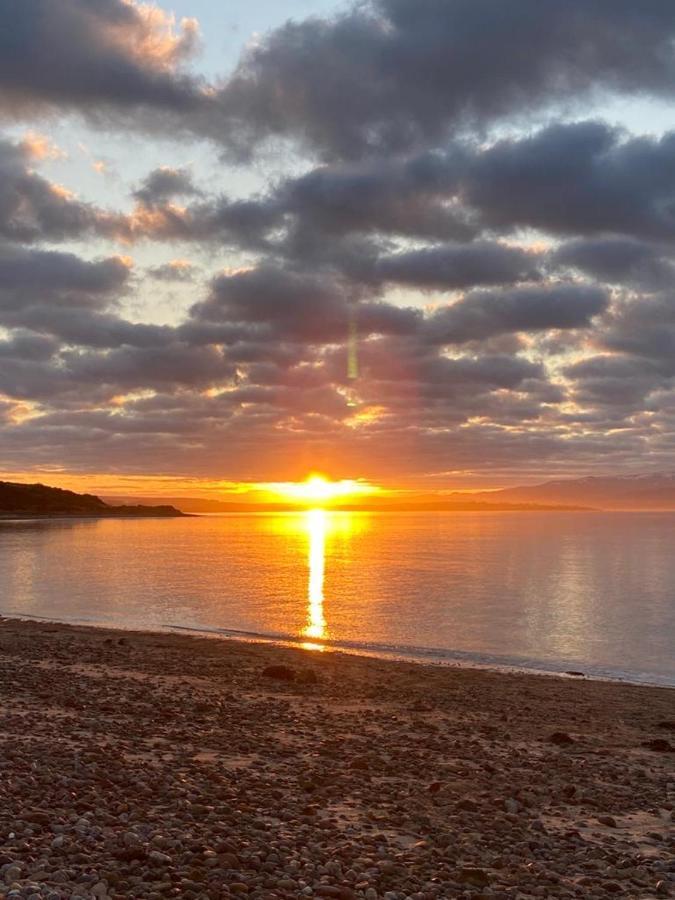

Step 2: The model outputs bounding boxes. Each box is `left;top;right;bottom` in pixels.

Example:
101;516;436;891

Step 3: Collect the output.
5;611;674;689
0;617;672;899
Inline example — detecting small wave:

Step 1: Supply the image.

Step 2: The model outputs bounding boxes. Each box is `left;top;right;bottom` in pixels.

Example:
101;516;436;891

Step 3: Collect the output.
162;621;675;688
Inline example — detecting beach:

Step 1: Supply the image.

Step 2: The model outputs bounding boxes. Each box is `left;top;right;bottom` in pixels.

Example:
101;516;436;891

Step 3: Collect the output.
0;619;672;900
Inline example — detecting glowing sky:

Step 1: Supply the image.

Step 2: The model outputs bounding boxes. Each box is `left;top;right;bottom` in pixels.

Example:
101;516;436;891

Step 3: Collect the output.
2;0;675;493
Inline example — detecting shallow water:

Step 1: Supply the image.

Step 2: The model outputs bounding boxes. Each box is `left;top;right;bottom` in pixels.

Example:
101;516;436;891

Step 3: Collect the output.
1;510;674;685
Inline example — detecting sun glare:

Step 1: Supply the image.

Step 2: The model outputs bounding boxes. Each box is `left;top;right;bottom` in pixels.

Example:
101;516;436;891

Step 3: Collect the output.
265;474;379;506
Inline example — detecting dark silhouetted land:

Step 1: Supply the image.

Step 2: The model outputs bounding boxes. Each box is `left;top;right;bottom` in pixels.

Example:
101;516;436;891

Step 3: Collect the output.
0;481;186;518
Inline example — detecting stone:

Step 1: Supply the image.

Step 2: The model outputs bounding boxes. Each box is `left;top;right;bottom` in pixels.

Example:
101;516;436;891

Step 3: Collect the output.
642;739;674;753
548;732;575;746
262;664;296;682
458;867;490;888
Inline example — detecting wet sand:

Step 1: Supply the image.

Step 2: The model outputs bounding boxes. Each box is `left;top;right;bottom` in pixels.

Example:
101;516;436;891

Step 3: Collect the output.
0;618;672;899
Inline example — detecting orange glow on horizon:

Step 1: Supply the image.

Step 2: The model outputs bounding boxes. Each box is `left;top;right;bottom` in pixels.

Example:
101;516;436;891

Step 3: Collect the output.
262;474;381;506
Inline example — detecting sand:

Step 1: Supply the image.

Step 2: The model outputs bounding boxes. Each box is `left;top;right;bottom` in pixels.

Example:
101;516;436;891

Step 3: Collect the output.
0;618;672;900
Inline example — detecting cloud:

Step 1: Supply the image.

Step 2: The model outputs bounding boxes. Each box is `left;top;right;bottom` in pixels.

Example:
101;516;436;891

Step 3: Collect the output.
134;167;201;207
191;265;419;343
3;3;675;482
461;122;675;240
0;136;129;242
0;0;203;119
0;243;131;311
147;258;195;281
375;241;541;290
205;0;675;160
553;237;675;290
423;284;609;345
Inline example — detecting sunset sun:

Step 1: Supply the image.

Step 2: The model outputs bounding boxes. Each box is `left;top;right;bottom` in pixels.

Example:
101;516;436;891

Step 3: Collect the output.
265;474;380;506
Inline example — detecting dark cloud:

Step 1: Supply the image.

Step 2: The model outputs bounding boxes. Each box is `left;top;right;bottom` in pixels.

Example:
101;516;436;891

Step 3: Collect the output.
0;137;126;242
2;3;675;481
564;354;670;410
376;241;540;290
462;122;675;240
133;167;201;208
0;0;203;118
207;0;675;160
279;157;471;240
552;238;675;288
192;266;419;343
598;294;675;374
0;243;130;311
423;284;608;345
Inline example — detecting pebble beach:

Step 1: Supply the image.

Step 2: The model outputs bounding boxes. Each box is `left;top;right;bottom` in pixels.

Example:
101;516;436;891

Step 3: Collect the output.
0;618;673;900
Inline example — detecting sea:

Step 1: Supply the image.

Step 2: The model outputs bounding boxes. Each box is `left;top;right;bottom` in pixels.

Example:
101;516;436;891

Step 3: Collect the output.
1;510;673;686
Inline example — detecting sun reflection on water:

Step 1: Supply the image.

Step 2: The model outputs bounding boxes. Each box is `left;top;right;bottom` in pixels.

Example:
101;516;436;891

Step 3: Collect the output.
302;508;328;649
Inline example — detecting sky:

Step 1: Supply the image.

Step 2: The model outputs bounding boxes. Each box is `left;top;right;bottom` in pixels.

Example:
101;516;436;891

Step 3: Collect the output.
2;0;675;495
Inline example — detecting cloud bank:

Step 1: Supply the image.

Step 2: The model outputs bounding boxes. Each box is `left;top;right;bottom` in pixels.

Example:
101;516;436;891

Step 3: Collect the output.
0;0;674;483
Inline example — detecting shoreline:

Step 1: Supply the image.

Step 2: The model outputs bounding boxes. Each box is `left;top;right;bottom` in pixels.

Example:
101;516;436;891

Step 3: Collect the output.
0;616;673;899
3;611;674;690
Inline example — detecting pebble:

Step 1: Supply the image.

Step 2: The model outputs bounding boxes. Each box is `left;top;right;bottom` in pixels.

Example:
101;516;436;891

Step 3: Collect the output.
0;620;671;900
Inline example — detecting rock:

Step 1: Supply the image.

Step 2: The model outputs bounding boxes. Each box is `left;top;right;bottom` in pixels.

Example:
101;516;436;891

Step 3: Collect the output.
656;721;675;731
262;664;296;682
548;731;575;746
565;671;585;677
457;867;490;888
3;864;21;884
597;815;618;828
23;810;50;825
114;847;146;862
642;739;674;752
655;880;671;896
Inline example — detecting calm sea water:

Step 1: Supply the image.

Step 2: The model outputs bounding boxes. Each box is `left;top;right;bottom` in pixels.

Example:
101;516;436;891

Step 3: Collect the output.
1;511;674;685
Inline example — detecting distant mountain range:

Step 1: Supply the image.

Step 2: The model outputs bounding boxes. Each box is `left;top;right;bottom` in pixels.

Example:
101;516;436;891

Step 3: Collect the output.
0;481;185;518
469;474;675;510
106;473;675;512
105;494;589;514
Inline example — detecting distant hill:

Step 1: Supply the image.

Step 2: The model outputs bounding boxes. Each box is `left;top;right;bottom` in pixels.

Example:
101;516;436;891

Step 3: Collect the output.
105;494;589;513
469;474;675;510
0;481;186;518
